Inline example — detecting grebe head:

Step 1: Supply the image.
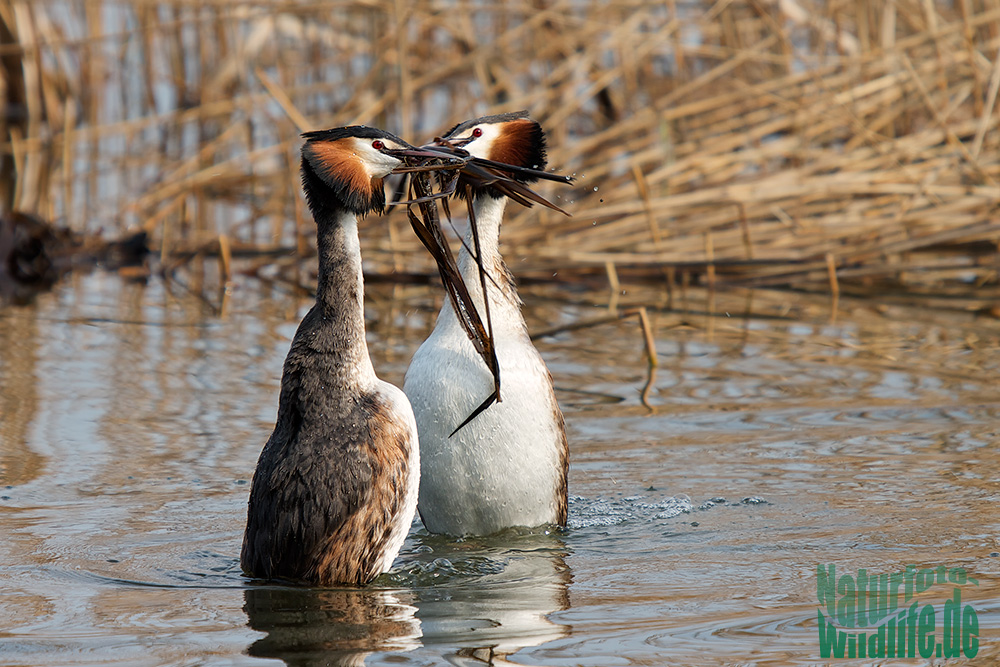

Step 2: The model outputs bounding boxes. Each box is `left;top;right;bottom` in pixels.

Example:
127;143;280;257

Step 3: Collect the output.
301;126;422;216
438;111;548;198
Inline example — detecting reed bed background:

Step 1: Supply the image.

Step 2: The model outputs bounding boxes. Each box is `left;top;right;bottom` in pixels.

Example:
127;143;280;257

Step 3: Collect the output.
1;0;999;308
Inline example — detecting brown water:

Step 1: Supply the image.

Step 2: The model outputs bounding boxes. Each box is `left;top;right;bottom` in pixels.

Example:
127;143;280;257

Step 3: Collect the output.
1;272;998;666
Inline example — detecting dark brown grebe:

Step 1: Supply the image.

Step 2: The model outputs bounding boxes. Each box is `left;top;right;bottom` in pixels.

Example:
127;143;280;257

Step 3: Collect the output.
241;126;423;585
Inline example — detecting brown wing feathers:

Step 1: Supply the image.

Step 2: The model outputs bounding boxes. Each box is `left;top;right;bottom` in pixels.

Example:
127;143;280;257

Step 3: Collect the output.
243;389;412;586
309;401;412;585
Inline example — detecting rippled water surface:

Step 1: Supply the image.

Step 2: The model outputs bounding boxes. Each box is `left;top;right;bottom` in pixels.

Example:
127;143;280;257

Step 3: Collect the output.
1;273;999;665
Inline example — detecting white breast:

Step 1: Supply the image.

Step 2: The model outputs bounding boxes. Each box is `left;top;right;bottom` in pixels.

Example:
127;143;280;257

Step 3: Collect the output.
404;302;564;536
375;380;421;573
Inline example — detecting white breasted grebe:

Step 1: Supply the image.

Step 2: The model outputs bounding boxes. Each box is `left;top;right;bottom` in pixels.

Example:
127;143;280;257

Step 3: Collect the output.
404;112;569;536
242;126;424;585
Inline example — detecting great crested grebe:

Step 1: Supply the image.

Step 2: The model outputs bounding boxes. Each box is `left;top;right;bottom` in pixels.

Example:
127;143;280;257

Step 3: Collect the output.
241;126;426;586
404;112;569;536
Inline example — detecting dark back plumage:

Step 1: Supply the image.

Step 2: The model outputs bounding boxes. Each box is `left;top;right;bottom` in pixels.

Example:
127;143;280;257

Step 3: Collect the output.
241;333;413;585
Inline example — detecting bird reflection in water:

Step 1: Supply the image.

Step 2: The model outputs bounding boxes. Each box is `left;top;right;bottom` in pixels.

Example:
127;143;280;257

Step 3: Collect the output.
244;585;421;666
243;531;570;666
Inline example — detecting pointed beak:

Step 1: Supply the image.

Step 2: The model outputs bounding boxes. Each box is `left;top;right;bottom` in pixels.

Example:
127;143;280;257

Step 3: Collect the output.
386;143;469;175
385;139;473;176
422;138;574;184
417;140;471;159
383;146;450;160
421;137;472;158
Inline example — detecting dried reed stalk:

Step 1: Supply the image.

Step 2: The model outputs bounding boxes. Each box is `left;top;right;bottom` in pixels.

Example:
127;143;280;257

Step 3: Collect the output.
0;0;995;307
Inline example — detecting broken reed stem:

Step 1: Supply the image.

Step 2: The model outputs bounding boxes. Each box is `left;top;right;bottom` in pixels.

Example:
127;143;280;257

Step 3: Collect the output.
704;231;716;290
738;202;753;259
825;252;840;297
636;306;659;368
605;259;620;311
640;366;657;412
9;127;23;211
530;303;659;408
61;97;74;227
826;251;840;320
218;233;232;282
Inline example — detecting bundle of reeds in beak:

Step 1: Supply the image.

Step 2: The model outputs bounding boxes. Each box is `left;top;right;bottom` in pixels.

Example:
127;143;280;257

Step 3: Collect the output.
389;145;573;433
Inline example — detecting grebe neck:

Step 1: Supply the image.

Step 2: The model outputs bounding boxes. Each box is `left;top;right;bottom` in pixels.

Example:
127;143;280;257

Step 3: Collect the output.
457;195;506;278
312;208;375;385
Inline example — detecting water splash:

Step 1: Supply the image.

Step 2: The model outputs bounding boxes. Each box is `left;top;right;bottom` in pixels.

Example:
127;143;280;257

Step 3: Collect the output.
567;493;695;529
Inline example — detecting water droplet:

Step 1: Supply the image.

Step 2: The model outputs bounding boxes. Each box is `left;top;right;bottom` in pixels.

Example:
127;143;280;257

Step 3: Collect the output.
593;186;599;192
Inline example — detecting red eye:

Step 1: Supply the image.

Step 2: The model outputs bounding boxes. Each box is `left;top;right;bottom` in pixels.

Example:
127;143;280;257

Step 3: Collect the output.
471;127;483;138
372;139;385;150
